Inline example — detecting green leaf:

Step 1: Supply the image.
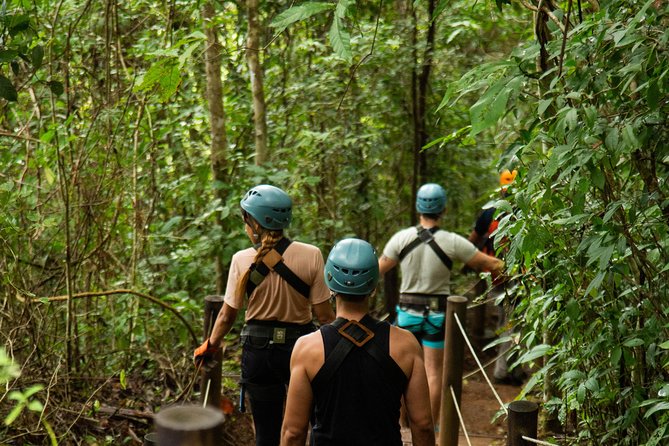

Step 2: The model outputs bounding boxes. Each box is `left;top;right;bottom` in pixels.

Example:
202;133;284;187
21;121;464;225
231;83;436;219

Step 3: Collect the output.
646;425;667;446
135;58;181;102
623;338;644;348
538;98;552;115
328;16;352;64
47;80;64;96
0;49;18;63
645;402;669;419
31;45;44;70
658;340;669;349
647;79;659;110
335;0;354;19
120;369;127;390
0;75;18;101
27;400;43;412
4;405;24;426
270;3;335;32
517;344;552;364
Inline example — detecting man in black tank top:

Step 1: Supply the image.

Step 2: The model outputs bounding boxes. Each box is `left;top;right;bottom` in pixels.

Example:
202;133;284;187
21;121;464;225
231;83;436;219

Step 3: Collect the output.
280;238;434;446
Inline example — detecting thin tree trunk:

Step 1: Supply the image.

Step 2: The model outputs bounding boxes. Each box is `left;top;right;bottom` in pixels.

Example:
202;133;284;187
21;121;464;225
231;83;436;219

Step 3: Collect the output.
410;0;436;223
203;1;229;294
246;0;268;165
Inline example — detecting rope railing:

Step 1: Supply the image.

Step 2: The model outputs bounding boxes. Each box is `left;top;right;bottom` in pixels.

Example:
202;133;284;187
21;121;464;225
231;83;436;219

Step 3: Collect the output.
449;385;472;446
452;312;508;415
522;436;559;446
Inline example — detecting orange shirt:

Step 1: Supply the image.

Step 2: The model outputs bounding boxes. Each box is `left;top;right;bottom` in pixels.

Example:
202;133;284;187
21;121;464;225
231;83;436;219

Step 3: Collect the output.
223;241;331;324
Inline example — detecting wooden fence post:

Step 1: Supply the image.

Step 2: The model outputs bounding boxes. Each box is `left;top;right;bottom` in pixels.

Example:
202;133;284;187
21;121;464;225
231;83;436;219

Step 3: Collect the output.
439;295;468;446
201;295;224;408
507;400;539;446
467;279;488;346
155;405;224;446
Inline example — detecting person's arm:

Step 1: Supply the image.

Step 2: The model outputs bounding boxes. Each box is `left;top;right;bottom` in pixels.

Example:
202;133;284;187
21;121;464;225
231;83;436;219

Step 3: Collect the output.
465;251;504;275
378;254;398;275
402;335;435;446
281;337;316;446
209;303;239;348
468;229;483;246
312;300;335;325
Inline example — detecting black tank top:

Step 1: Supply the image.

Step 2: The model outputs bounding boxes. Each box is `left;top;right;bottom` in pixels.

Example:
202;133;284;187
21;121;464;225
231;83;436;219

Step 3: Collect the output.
310;315;408;446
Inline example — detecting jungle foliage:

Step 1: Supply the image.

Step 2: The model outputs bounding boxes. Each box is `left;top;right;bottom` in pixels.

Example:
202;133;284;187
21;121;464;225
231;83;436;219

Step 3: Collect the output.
442;0;669;444
0;0;667;444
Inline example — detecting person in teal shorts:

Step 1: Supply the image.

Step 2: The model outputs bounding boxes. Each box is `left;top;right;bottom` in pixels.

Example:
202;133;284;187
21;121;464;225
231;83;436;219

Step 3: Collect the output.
379;183;503;425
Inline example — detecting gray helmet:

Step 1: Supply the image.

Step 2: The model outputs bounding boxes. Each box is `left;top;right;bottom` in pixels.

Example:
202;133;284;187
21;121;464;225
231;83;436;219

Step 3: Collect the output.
416;183;447;214
240;185;292;230
324;238;379;296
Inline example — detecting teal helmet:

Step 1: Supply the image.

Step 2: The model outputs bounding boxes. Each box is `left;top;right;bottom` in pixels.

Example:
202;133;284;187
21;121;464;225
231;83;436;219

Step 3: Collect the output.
240;185;292;230
416;183;447;214
324;238;379;296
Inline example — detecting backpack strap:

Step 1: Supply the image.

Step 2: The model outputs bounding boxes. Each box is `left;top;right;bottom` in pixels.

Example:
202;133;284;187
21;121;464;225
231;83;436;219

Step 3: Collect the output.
398;226;453;270
313;316;406;390
245;238;311;299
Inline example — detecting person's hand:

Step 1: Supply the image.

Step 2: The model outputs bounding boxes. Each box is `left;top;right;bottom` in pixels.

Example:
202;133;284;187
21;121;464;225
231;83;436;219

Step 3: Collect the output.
193;339;219;370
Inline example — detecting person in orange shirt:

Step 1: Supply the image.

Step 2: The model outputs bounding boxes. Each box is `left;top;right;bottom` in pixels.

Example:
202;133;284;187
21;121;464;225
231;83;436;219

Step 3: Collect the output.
468;169;525;385
194;184;335;446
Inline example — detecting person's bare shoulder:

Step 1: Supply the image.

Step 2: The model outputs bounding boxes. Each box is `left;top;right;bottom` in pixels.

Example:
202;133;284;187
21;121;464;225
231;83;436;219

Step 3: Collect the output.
389;325;422;376
292;331;325;379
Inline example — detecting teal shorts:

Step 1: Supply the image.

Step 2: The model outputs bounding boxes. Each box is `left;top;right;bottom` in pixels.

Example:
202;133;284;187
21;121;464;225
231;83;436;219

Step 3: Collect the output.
395;304;446;349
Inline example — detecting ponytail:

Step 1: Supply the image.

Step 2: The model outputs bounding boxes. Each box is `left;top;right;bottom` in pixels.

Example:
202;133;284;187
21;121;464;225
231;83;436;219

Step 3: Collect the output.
235;228;284;301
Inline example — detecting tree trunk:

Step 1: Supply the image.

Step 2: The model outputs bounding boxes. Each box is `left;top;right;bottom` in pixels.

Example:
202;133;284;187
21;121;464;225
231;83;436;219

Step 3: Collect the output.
410;0;436;223
246;0;268;165
202;0;229;294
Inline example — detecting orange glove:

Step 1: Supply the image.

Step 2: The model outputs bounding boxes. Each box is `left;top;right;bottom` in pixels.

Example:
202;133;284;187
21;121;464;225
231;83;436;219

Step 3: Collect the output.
193;339;219;366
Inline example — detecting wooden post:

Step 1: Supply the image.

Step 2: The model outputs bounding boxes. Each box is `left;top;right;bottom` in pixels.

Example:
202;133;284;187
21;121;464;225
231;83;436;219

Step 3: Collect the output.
383;269;399;323
467;279;487;344
439;296;468;446
507;400;539;446
155;405;224;446
201;295;224;408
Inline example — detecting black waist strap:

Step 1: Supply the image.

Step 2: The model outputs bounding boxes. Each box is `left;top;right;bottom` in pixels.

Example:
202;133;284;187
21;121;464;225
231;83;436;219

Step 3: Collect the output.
399;294;448;312
241;321;317;342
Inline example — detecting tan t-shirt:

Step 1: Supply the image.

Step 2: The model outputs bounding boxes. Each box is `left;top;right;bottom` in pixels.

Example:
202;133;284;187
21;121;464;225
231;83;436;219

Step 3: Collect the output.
223;241;331;324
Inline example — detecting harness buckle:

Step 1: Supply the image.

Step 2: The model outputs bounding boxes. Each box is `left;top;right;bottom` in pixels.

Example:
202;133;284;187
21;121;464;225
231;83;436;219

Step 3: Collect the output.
262;249;283;269
418;228;434;244
272;327;286;344
338;320;375;347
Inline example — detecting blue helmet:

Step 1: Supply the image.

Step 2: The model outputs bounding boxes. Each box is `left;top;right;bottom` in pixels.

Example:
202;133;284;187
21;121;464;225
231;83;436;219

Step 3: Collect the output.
240;185;292;230
416;183;447;214
324;238;379;296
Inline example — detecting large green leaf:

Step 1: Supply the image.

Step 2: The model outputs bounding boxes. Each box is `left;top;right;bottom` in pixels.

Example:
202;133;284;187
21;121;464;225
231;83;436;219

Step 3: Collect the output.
0;75;17;101
328;16;352;64
270;2;335;33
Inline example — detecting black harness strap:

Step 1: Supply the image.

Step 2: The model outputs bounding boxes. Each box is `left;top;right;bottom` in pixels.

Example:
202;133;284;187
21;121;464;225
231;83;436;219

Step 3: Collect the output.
245;237;311;299
398;226;453;270
313;316;406;390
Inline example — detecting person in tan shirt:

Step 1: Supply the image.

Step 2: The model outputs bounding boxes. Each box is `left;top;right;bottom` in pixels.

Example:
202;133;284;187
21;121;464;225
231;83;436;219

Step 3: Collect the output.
194;184;334;446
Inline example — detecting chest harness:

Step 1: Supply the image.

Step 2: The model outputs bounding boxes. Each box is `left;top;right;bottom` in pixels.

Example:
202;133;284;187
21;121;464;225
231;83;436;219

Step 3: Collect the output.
241;237;315;345
312;316;406;393
397;226;451;313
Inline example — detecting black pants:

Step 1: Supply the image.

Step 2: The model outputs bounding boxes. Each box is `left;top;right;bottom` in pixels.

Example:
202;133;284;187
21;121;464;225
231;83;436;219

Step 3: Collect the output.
241;336;295;446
